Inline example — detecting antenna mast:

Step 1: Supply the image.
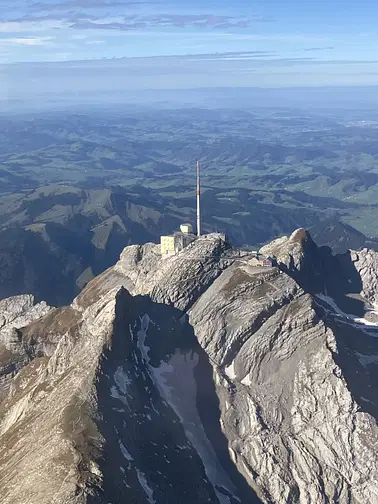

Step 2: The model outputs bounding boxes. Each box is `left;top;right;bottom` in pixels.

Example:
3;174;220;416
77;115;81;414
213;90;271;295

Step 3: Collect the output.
196;160;201;237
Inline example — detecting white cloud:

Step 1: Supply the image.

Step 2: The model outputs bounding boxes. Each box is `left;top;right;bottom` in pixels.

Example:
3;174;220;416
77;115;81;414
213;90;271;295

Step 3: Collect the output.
0;36;53;46
0;20;67;33
71;33;88;40
85;39;105;45
54;52;73;60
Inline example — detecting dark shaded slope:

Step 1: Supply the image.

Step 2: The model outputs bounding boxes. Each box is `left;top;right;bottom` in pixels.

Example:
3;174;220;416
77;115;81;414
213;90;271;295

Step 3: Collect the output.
0;186;182;305
0;227;83;305
92;290;262;504
310;218;378;254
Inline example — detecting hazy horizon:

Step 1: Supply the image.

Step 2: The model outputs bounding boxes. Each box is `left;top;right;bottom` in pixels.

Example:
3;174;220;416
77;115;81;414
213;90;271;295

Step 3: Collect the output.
2;84;378;114
2;0;378;109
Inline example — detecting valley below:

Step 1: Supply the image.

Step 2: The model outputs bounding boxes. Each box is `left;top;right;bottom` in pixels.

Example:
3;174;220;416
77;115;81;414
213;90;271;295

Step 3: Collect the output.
1;105;378;503
1;107;378;304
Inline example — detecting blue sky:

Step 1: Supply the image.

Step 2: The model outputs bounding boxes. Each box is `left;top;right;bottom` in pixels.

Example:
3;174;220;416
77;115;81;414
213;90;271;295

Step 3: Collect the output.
1;0;378;99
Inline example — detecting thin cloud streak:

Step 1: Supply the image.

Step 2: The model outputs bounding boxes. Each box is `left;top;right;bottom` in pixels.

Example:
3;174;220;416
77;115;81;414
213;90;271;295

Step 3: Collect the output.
85;39;105;44
304;46;335;52
30;0;159;10
185;51;276;59
69;14;254;31
2;11;272;33
0;19;67;32
0;36;53;45
5;54;377;68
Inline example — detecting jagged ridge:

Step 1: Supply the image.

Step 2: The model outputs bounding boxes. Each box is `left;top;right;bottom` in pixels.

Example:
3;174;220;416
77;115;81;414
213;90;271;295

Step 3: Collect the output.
0;231;378;504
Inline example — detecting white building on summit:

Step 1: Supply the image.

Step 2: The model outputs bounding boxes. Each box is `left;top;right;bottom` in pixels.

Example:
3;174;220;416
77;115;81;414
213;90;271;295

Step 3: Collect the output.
160;223;197;256
180;223;193;234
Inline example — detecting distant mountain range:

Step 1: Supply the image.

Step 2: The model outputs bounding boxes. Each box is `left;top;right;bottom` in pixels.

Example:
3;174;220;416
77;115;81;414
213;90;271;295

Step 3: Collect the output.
0;185;186;305
0;183;327;305
0;182;375;306
1;108;378;305
309;218;378;254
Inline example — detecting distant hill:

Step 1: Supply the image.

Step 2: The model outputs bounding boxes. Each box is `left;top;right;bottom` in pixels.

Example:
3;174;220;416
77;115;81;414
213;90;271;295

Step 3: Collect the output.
0;185;182;305
0;182;376;306
3;109;378;303
309;218;378;254
0;183;326;305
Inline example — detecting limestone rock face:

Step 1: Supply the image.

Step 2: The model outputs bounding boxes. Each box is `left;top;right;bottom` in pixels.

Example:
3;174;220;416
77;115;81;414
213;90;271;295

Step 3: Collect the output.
115;233;232;310
350;248;378;305
1;230;378;504
0;295;52;398
260;228;311;270
0;294;51;334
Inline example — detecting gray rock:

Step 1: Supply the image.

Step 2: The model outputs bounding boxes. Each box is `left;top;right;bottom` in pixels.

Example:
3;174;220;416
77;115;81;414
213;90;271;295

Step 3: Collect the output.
351;248;378;305
0;295;52;398
0;294;51;336
1;229;378;504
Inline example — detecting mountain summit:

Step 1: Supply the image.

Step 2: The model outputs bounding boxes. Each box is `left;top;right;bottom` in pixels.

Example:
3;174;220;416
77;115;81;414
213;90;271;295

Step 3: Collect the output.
0;231;378;504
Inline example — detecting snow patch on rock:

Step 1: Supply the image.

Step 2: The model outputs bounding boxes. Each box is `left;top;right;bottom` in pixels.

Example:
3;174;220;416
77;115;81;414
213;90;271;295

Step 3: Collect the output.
110;366;132;407
131;312;240;504
355;352;378;367
119;441;133;462
136;469;155;504
225;361;236;380
136;314;152;363
241;373;252;387
150;350;238;504
316;294;378;330
114;366;131;393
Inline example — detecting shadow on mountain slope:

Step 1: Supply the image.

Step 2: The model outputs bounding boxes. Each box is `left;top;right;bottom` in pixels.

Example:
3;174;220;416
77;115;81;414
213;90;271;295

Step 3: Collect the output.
277;232;365;317
90;291;262;504
272;232;378;420
286;235;378;421
314;299;378;422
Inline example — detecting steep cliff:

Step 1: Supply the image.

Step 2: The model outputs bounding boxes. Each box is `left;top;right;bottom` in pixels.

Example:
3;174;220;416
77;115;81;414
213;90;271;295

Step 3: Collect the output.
0;295;52;399
0;231;378;504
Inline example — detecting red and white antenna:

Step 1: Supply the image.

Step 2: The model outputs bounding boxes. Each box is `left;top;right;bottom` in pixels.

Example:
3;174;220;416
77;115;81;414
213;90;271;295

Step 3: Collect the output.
196;160;201;237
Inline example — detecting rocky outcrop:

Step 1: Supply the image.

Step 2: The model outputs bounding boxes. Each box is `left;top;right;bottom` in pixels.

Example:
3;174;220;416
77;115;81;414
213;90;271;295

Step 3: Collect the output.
0;295;52;398
0;286;236;504
260;228;310;269
0;294;51;334
350;248;378;305
115;234;231;310
1;231;378;504
190;270;378;503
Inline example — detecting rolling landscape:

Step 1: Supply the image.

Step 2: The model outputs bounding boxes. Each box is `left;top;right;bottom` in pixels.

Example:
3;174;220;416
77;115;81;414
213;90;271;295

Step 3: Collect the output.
3;0;378;502
0;106;378;304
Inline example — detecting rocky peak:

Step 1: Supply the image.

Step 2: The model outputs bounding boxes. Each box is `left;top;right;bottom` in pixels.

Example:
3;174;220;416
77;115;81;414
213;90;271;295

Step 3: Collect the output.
261;228;315;270
350;248;378;305
1;229;378;504
0;294;51;334
0;295;52;398
115;232;232;310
